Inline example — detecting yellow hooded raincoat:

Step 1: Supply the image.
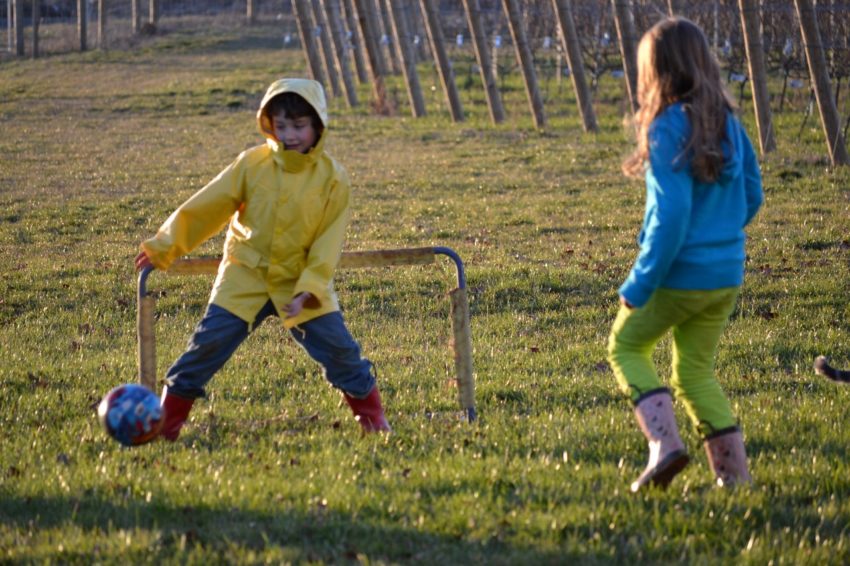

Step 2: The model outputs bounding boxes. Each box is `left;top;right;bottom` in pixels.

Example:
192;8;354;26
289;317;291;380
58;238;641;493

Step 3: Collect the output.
140;78;350;329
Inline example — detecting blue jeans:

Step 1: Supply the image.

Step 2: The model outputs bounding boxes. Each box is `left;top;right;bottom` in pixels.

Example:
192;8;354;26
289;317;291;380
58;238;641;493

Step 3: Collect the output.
164;301;375;400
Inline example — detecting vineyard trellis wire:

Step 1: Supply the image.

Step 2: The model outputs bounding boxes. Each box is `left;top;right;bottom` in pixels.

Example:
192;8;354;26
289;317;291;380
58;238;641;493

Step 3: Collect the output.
3;0;850;163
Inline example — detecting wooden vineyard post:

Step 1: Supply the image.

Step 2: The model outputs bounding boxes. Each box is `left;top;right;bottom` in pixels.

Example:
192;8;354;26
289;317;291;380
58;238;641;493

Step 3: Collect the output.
311;0;343;98
342;0;370;84
552;0;598;132
77;0;87;51
389;0;426;117
794;0;849;166
502;0;547;129
419;0;464;122
98;0;107;50
406;1;428;63
738;0;776;153
611;0;638;114
353;0;392;114
462;0;505;124
293;0;327;87
378;0;401;74
356;0;388;76
131;0;140;33
321;0;359;108
31;0;39;58
14;0;23;55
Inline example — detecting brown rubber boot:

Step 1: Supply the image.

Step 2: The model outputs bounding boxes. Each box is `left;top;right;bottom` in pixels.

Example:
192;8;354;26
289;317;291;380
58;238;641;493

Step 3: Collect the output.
630;389;690;492
703;428;752;487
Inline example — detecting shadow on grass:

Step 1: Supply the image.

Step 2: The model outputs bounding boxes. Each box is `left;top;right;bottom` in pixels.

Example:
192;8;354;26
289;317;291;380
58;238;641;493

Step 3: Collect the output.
0;493;590;563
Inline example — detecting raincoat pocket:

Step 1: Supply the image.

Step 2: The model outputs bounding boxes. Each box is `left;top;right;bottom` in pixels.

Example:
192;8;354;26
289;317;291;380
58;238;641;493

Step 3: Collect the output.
227;240;264;269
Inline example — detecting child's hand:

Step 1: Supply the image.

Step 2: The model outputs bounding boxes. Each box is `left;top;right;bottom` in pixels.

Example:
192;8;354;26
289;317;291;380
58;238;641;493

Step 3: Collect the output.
284;292;314;318
135;251;153;272
619;295;635;310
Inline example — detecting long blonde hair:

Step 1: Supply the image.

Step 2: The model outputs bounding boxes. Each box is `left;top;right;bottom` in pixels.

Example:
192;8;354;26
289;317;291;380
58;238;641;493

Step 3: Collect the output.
622;17;736;183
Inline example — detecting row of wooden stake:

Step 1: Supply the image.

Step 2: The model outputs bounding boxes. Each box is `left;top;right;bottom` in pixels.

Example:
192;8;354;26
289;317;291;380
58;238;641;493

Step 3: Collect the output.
296;0;848;166
6;0;268;53
6;0;847;165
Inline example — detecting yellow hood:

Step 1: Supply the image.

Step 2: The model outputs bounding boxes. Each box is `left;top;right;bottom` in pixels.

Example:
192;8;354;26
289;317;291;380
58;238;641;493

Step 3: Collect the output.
257;78;329;139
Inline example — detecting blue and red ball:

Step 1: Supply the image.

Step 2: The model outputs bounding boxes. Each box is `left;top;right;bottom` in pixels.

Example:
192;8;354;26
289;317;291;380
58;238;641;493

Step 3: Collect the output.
97;384;163;446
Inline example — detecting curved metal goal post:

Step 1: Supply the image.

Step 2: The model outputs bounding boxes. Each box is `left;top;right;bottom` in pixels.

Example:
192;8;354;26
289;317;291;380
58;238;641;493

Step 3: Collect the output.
137;246;476;422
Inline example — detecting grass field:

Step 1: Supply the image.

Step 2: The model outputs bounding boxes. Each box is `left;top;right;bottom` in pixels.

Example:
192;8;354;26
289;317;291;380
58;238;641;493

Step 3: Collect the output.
2;17;850;564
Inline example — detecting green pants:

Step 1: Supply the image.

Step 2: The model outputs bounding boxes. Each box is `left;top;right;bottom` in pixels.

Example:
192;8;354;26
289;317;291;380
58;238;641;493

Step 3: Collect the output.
607;287;740;437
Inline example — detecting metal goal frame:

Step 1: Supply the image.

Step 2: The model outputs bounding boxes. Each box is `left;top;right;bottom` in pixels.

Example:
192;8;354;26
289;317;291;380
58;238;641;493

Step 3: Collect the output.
137;246;476;421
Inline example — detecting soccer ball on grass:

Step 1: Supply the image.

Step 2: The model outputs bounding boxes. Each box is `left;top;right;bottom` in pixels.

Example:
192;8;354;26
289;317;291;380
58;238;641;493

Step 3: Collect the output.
97;384;163;446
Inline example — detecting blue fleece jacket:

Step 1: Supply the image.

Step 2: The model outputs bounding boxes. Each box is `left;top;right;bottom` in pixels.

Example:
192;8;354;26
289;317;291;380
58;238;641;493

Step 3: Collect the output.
619;103;763;308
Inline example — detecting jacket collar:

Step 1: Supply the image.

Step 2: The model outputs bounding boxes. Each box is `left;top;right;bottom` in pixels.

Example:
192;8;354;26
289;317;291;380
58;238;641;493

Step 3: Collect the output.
267;132;325;173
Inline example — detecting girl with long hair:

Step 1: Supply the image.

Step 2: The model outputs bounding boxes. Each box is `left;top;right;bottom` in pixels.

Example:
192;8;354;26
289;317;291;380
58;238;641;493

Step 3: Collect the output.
608;18;763;491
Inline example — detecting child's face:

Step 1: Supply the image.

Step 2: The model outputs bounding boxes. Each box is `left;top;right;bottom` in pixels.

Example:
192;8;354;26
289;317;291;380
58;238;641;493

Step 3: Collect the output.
272;112;318;154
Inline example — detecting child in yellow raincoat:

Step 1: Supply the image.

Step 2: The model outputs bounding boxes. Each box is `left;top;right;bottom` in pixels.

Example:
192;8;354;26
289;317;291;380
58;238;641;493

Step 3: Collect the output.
135;78;390;439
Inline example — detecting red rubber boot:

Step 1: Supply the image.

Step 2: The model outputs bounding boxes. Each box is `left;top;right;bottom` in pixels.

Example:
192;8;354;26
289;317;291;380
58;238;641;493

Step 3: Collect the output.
343;386;391;432
160;386;195;441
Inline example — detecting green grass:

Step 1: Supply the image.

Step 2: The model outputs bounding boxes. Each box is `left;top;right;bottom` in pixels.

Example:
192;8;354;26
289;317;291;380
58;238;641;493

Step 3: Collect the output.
2;18;850;564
